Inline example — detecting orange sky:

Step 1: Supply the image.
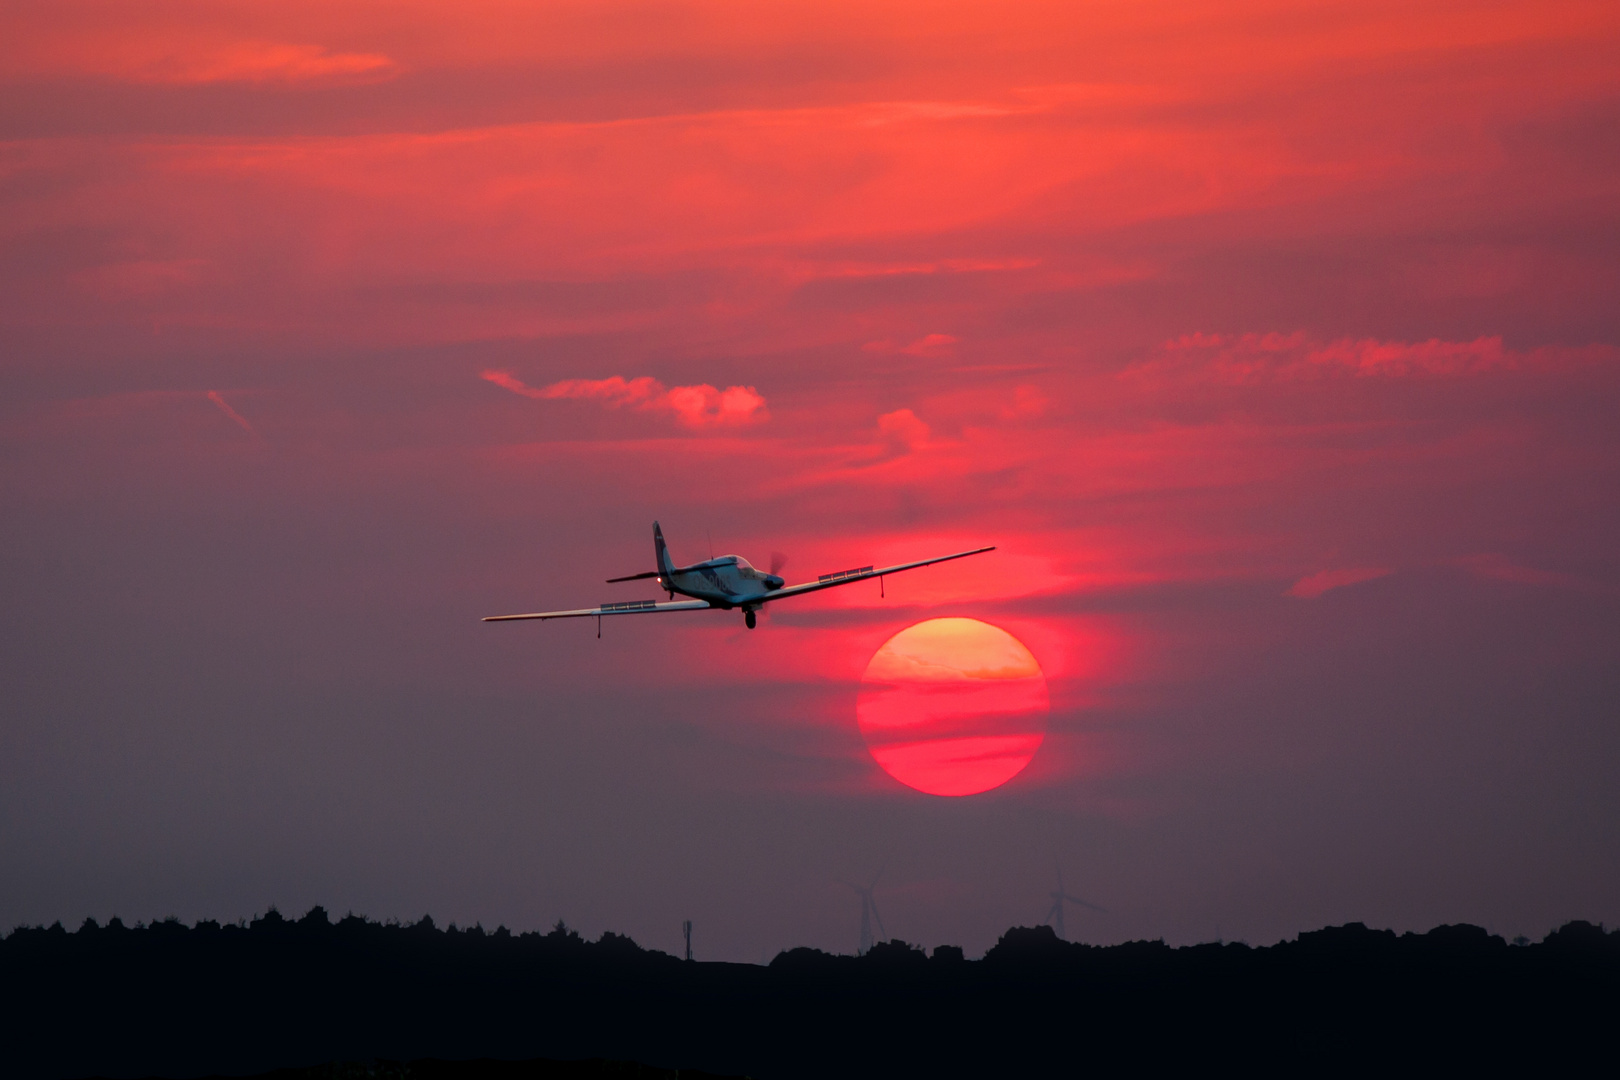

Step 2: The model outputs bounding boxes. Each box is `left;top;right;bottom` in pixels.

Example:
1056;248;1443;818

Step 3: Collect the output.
3;0;1619;955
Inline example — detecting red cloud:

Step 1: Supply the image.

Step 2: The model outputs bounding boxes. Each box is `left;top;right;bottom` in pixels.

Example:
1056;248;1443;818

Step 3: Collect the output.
140;41;396;84
877;408;931;451
1457;554;1604;593
21;34;398;85
1131;333;1530;385
863;334;958;357
481;371;767;429
206;391;260;438
1307;337;1508;376
998;385;1049;420
1287;567;1394;599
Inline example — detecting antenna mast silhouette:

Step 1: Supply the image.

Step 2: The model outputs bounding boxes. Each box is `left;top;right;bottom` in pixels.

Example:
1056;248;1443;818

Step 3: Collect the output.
1044;866;1105;940
683;920;692;961
843;871;887;956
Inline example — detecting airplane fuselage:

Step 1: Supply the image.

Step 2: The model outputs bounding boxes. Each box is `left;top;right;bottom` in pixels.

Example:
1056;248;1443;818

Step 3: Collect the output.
662;556;783;610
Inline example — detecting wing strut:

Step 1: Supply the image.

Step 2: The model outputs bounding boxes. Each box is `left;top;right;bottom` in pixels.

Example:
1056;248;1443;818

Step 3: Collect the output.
483;598;712;622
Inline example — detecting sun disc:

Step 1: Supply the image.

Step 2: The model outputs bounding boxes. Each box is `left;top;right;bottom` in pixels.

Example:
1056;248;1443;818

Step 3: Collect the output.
857;618;1048;796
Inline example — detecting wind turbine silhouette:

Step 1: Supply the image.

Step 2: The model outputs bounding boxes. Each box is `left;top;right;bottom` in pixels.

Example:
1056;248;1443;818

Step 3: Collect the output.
1044;866;1105;941
842;870;887;955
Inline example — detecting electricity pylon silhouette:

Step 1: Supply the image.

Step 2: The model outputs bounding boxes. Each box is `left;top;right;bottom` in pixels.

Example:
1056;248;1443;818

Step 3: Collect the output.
1044;866;1105;941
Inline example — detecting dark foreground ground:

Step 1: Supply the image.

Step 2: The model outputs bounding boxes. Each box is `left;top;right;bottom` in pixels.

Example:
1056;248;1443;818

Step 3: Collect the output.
163;1059;740;1080
4;910;1617;1078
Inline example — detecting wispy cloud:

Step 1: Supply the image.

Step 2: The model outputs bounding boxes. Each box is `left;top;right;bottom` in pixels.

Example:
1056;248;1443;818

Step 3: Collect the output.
206;391;260;438
481;371;767;429
1308;336;1508;376
29;36;399;85
998;385;1049;420
863;334;958;357
1129;333;1524;385
807;258;1038;281
150;42;396;84
1457;553;1607;594
856;100;1025;127
1287;566;1393;599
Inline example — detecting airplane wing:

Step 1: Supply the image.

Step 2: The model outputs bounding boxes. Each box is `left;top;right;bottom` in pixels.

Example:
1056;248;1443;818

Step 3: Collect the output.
483;599;712;622
760;546;994;603
607;557;731;583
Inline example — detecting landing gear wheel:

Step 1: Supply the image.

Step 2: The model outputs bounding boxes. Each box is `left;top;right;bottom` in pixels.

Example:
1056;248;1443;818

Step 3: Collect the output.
745;609;757;629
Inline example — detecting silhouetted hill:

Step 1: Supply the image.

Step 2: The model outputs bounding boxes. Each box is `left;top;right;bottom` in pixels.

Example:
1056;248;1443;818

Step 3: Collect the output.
3;909;1616;1078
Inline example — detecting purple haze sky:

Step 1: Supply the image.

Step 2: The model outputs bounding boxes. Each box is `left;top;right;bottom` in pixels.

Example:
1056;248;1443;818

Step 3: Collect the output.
2;0;1619;958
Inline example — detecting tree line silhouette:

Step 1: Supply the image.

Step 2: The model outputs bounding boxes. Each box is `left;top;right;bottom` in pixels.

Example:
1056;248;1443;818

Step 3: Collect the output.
2;908;1616;1078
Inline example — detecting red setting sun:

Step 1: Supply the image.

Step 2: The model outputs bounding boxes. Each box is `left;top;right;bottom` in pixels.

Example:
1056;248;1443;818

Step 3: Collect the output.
856;618;1049;797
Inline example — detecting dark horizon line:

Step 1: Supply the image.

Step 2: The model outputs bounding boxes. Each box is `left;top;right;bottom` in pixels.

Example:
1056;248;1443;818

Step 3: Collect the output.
4;903;1611;960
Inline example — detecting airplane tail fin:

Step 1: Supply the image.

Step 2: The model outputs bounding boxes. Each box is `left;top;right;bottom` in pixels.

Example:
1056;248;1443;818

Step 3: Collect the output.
653;521;677;580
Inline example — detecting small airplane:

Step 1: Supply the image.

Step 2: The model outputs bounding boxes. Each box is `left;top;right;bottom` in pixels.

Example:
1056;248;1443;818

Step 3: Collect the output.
484;522;994;632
